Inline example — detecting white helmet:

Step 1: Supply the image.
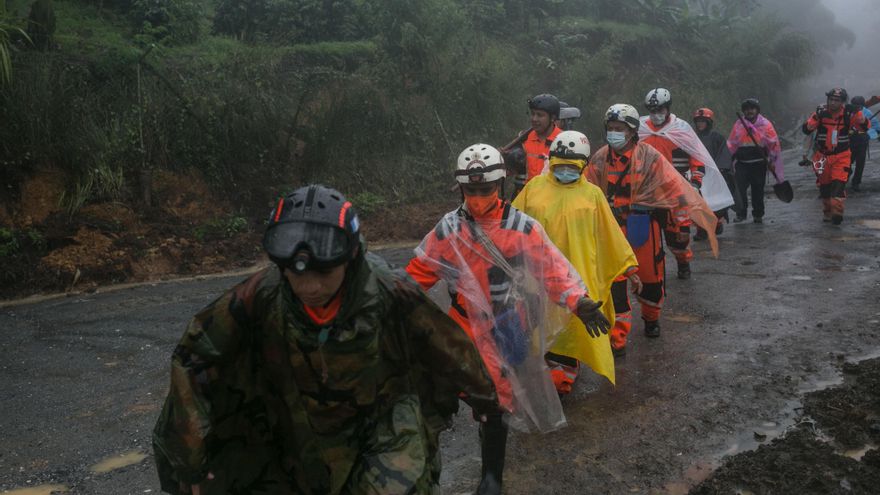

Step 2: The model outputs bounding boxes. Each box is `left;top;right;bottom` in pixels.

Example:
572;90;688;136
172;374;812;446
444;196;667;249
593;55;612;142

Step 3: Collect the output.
605;104;641;130
644;88;671;109
549;131;591;161
455;143;506;184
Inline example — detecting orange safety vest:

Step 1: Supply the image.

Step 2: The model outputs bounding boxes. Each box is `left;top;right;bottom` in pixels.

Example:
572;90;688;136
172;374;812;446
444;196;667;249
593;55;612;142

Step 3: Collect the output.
523;126;561;181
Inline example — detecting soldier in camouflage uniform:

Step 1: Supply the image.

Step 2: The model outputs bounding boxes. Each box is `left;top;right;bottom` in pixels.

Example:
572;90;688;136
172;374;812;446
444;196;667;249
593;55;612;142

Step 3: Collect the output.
152;185;499;494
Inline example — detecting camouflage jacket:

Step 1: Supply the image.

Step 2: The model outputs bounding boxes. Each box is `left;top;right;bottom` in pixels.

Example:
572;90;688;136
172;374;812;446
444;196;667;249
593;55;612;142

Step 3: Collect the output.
152;251;497;494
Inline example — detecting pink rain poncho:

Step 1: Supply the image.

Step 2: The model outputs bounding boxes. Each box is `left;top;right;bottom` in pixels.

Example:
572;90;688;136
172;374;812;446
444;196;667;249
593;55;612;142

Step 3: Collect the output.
727;114;785;182
638;114;735;212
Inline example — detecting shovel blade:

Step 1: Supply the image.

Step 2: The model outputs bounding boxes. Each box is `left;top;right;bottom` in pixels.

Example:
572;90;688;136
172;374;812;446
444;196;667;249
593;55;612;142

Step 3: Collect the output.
774;181;794;203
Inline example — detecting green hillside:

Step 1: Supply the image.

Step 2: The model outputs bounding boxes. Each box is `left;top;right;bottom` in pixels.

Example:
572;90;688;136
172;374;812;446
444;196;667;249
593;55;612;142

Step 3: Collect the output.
1;0;820;214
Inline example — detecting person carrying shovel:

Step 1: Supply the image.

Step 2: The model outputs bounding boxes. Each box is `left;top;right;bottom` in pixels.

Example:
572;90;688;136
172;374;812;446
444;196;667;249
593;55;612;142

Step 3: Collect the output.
727;98;790;224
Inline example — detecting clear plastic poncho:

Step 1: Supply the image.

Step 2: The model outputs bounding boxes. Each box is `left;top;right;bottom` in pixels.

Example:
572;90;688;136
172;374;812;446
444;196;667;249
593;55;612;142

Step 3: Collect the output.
639;114;736;212
588;143;721;257
408;207;587;432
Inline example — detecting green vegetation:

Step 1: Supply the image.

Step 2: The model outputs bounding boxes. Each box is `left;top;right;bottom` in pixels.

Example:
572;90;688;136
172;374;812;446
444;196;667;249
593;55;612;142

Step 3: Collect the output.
194;214;249;241
0;227;19;257
0;226;45;257
0;0;835;217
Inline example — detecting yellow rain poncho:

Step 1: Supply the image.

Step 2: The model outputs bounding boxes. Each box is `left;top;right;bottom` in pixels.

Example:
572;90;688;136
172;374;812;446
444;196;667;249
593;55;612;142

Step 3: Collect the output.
513;171;637;385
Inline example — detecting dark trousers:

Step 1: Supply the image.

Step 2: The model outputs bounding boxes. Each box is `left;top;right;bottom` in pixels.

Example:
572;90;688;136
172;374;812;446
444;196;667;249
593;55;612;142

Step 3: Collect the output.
850;135;869;186
719;168;736;222
734;162;767;218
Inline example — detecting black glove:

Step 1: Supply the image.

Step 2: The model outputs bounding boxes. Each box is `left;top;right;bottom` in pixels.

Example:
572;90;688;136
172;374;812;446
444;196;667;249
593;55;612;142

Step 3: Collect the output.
575;297;611;338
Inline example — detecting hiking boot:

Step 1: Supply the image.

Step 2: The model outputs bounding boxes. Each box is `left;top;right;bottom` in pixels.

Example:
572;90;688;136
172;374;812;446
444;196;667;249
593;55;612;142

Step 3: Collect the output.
715;222;724;236
644;320;660;338
733;215;746;223
831;215;843;225
611;346;627;358
753;216;763;224
677;262;691;280
693;228;708;241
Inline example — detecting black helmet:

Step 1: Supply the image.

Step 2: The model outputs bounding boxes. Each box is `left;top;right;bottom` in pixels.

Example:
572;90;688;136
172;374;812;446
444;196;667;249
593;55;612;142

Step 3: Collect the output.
741;98;761;112
851;95;866;107
528;93;560;118
826;88;848;102
263;184;360;273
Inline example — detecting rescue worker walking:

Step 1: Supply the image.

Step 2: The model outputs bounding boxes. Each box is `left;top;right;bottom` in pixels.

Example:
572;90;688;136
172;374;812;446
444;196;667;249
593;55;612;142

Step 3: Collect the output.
513;130;637;381
848;95;876;192
801;88;867;224
406;144;611;494
639;88;733;279
693;107;735;237
152;185;499;495
587;104;719;351
727;98;785;224
500;94;563;198
523;94;563;182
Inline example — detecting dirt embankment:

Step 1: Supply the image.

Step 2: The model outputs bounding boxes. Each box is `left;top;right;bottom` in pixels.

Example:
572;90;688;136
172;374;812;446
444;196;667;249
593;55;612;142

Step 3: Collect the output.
1;167;453;300
691;357;880;494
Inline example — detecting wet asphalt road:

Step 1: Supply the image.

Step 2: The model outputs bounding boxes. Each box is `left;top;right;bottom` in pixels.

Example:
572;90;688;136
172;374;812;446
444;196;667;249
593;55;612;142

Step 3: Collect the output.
2;145;880;495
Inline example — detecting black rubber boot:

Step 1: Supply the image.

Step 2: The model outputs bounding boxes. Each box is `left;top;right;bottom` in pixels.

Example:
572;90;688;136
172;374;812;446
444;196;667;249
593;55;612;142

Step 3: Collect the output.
831;215;843;225
644;319;660;338
677;262;691;280
477;414;508;495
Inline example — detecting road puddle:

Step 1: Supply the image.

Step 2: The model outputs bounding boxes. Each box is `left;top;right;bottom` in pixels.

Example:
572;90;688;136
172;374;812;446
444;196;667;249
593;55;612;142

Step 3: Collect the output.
678;362;857;490
814;265;872;273
1;485;69;494
90;451;148;474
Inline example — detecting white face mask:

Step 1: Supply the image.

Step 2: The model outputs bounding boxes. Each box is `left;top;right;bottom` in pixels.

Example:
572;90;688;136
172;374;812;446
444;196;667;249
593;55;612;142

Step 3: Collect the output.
607;131;629;150
552;165;582;184
650;110;668;126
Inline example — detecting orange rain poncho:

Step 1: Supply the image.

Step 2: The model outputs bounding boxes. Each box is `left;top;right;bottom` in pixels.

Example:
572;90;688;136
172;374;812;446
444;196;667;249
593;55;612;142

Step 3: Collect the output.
588;143;720;257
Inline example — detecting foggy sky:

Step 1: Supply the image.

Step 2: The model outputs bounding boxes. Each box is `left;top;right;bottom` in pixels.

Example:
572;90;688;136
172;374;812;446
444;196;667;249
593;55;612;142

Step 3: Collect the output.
773;0;880;103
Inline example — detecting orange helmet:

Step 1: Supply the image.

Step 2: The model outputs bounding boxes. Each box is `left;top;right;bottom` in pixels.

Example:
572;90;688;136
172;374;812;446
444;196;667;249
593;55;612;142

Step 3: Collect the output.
693;107;714;122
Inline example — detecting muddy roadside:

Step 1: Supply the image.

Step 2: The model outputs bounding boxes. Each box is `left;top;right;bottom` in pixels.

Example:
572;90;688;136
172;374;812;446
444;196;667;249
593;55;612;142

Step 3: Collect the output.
0;166;457;301
692;356;880;494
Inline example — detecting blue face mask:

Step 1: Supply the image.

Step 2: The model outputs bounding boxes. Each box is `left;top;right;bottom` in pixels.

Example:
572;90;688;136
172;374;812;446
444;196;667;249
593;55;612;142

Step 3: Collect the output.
607;131;629;150
552;165;582;184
